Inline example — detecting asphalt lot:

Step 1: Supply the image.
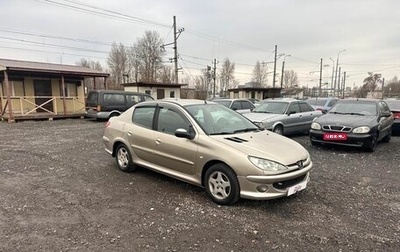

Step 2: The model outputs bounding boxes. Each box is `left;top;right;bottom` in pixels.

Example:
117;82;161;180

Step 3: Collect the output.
0;119;399;252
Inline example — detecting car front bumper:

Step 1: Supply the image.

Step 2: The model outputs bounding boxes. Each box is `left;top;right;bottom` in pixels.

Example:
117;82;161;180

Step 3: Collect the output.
238;161;312;200
309;129;373;147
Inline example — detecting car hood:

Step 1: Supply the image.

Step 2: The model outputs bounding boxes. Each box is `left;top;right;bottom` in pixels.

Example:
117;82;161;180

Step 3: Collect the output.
316;114;376;127
243;112;283;122
211;130;309;165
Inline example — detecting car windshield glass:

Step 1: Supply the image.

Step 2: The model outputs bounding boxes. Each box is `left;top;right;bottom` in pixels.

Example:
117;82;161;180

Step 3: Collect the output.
253;101;288;114
185;103;259;135
329;101;377;116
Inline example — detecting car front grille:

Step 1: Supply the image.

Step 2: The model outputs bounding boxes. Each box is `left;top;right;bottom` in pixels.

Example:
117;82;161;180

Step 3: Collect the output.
322;125;352;132
273;174;307;190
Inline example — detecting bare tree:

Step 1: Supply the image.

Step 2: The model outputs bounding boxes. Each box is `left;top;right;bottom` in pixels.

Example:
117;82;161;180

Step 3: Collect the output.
363;72;382;92
283;70;299;88
252;61;268;87
195;70;210;99
107;42;129;89
218;58;235;97
158;65;173;84
383;76;400;97
131;30;165;82
76;58;105;90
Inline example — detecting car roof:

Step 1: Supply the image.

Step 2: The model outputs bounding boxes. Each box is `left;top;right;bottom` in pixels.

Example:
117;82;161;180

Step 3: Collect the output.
338;98;380;103
212;98;249;102
140;98;214;107
88;89;151;95
261;98;299;103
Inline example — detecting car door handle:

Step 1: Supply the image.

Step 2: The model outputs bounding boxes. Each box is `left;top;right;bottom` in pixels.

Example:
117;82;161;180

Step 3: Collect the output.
155;138;161;145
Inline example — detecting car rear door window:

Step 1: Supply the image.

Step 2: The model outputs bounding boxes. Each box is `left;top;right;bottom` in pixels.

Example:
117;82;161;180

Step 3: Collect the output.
132;106;155;129
299;102;313;112
241;101;254;110
104;93;126;105
288;103;300;114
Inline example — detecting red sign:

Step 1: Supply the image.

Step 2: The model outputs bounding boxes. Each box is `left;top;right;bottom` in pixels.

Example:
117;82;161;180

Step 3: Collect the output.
323;133;348;141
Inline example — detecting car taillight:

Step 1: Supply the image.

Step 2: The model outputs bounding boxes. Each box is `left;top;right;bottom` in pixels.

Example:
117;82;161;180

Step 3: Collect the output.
394;112;400;119
105;121;111;128
96;105;101;112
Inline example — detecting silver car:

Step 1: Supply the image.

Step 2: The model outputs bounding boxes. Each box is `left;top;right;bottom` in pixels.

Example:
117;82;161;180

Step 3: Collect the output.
244;98;323;135
102;99;313;205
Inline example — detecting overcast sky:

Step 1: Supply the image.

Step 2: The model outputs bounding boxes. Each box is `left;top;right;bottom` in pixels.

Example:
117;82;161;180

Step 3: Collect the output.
1;0;399;89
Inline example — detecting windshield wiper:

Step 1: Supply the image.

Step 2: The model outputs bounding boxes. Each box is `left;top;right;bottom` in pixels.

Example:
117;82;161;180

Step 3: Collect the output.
233;128;260;133
209;131;234;135
331;111;365;116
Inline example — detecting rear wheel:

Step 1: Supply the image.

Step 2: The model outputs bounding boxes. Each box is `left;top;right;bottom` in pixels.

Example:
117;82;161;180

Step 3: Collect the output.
273;125;283;135
115;144;137;172
204;163;240;205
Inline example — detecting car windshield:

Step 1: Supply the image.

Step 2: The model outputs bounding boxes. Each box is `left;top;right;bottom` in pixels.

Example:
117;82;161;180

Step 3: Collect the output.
185;103;260;135
329;101;377;116
252;101;288;114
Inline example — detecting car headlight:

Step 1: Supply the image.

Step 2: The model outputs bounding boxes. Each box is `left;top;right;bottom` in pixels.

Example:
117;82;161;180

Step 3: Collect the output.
248;156;288;171
311;122;321;130
353;126;370;134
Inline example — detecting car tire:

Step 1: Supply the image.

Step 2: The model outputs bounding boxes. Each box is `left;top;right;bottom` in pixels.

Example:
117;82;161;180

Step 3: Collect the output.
204;163;240;205
364;133;378;152
273;125;283;135
115;144;137;172
382;129;392;143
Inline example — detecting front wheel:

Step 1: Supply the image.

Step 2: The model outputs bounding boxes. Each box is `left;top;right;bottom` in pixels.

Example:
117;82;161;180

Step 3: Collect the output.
273;125;283;135
204;164;240;205
115;144;137;172
364;133;378;152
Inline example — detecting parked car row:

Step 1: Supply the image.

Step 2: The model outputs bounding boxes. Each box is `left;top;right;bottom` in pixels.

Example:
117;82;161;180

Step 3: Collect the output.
243;98;322;135
100;96;396;205
310;98;394;152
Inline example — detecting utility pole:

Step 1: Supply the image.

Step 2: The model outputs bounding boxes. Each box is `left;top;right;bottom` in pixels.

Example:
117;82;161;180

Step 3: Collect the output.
273;45;277;89
161;16;184;84
342;71;346;99
319;58;323;97
337;67;341;97
173;16;178;83
329;58;335;96
212;58;217;98
334;49;346;96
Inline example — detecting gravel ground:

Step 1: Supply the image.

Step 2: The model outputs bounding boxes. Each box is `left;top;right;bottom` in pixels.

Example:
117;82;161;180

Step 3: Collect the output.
0;119;399;252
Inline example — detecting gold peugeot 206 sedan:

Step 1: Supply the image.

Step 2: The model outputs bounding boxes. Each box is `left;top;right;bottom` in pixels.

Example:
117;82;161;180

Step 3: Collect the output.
102;99;313;205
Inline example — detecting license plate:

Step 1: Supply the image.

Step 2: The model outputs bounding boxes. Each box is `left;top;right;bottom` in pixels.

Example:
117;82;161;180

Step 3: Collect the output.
287;180;307;196
323;132;347;141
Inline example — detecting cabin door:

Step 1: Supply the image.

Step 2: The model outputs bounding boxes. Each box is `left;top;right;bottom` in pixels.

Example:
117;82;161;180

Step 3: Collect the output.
34;80;53;112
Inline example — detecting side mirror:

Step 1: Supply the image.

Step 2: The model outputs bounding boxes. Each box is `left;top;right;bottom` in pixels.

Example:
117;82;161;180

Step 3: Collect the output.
175;126;195;139
288;111;296;115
